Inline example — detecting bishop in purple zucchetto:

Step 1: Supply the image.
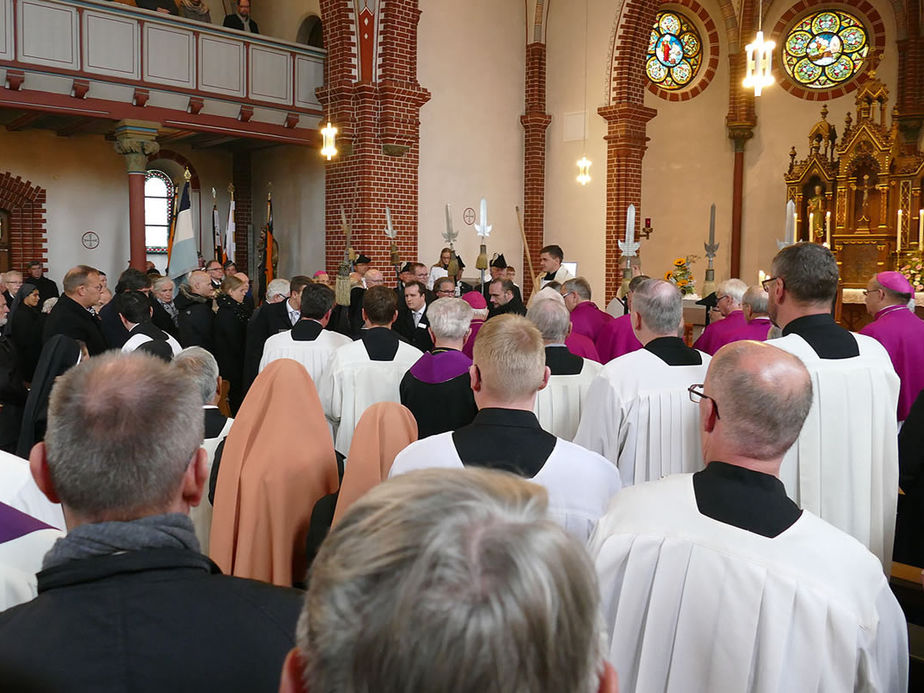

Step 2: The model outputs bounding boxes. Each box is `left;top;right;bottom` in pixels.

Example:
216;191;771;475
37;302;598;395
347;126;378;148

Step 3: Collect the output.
860;271;924;421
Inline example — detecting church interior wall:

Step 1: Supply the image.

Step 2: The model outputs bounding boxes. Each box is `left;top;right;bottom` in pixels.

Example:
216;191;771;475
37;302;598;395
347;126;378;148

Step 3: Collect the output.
641;0;734;291
0;128;233;282
544;0;621;301
255;0;321;44
416;0;526;279
250;145;326;278
740;0;898;284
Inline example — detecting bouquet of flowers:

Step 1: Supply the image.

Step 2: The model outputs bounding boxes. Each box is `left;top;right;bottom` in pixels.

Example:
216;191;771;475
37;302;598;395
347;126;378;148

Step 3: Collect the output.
900;255;924;292
664;255;698;296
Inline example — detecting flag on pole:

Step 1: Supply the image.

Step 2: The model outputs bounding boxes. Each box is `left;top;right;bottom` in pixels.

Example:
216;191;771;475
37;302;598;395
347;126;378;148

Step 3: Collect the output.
212;198;222;261
265;194;275;285
165;189;178;264
167;182;199;280
224;198;236;263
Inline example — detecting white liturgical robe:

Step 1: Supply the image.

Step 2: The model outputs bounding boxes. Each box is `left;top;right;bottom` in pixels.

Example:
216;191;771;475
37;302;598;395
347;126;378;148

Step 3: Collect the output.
191;412;234;555
259;328;352;383
0;451;64;530
533;358;602;441
390;432;622;542
772;332;900;570
573;348;711;485
0;504;62;611
590;474;908;693
320;338;422;455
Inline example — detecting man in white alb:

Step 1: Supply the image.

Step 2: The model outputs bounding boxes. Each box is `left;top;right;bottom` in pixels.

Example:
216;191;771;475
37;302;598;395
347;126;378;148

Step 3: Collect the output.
320;286;421;456
259;282;351;385
526;298;601;441
765;242;899;569
574;279;710;486
390;314;621;542
590;340;908;693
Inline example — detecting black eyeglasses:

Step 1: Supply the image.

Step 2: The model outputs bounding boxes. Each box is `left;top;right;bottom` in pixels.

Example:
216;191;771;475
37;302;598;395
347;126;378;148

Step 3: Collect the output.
761;276;779;292
688;383;720;419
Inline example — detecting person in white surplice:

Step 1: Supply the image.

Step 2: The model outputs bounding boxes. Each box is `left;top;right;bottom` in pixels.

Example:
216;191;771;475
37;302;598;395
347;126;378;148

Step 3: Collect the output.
765;242;900;570
320;286;421;456
526;298;601;441
590;340;908;693
574;279;711;486
390;314;621;543
259;282;351;382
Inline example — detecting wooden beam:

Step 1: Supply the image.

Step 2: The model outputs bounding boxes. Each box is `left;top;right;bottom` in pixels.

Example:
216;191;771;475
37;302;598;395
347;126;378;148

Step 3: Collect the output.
55;117;96;137
192;134;237;149
5;112;42;131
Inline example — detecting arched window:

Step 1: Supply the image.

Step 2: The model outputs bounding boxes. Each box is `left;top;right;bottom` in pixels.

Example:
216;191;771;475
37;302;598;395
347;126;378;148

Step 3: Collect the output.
645;11;703;91
145;170;174;254
783;10;869;90
296;15;324;48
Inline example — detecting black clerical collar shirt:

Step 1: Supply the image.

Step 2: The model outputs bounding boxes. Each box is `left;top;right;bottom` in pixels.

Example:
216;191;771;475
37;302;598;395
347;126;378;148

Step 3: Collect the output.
781;313;858;359
693;461;802;538
452;408;556;478
644;336;703;366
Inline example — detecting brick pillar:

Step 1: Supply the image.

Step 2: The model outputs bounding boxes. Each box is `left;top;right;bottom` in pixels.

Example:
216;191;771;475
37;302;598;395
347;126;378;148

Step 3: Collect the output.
318;0;430;282
232;150;251;271
0;173;47;271
896;36;924;151
598;103;657;303
520;42;552;299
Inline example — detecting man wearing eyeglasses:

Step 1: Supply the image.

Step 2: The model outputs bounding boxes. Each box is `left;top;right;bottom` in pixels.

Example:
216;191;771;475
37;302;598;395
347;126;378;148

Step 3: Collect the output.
574;279;710;486
859;271;924;422
692;278;748;355
764;242;899;570
590;340;907;693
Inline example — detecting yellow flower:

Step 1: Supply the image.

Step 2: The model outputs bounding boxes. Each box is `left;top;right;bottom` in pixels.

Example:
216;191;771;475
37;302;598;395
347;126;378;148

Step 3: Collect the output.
674;258;685;267
677;279;689;286
664;271;673;280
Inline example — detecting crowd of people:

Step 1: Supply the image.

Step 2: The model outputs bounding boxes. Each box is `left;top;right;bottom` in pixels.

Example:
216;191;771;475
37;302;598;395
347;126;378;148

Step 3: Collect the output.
0;239;920;691
127;0;261;34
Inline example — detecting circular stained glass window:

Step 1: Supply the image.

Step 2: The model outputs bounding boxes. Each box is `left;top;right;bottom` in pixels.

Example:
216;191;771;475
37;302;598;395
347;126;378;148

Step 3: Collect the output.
646;11;703;90
783;10;869;89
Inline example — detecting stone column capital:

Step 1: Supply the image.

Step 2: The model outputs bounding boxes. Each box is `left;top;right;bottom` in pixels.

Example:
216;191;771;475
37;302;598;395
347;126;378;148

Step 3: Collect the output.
113;120;161;173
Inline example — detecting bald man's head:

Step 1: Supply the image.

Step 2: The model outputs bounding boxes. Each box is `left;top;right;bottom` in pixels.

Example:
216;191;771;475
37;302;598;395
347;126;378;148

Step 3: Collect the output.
706;341;812;461
364;269;385;287
632;279;683;337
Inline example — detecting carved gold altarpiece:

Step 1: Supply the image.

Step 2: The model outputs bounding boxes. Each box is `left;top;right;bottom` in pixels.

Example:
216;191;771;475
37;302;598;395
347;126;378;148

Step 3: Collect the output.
785;70;924;288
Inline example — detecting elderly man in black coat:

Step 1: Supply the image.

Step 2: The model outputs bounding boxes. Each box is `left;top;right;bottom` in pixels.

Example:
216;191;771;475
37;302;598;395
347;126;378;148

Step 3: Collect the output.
41;265;106;355
176;270;216;353
0;351;301;691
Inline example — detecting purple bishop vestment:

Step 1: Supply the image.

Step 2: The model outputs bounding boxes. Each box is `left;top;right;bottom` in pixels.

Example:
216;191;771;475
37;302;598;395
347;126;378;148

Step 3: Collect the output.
566;332;601;362
596;314;642;364
570;301;614;346
860;305;924;420
692;310;749;355
462;319;484;359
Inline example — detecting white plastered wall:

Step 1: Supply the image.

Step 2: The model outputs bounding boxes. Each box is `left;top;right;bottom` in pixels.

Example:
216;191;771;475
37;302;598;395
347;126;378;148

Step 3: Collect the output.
417;0;526;282
250;145;326;279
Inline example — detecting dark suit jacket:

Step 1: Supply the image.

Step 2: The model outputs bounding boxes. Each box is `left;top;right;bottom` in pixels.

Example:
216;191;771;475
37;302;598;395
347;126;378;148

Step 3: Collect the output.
99;300;129;349
241;300;292;394
151;299;180;340
222;14;259;33
42;294;107;355
176;295;215;353
394;307;434;352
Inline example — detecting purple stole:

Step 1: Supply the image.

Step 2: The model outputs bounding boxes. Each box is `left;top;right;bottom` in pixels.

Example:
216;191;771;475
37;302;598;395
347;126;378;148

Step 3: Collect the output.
566;332;600;362
860;305;924;420
408;349;472;384
597;314;642;363
0;501;54;545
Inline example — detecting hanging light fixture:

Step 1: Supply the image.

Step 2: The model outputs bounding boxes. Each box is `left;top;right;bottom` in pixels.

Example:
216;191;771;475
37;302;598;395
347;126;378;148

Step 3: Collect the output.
576;157;592;185
321;121;338;160
576;0;591;185
743;0;774;96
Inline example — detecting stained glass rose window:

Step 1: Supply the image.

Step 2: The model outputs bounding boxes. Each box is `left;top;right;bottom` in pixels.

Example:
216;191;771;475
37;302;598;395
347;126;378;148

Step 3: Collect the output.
646;11;703;90
783;10;869;89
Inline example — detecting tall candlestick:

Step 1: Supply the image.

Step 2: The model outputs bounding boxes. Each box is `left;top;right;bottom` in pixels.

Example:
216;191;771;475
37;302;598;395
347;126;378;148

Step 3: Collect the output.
898;209;903;253
919;210;923;249
625;204;635;246
825;211;831;246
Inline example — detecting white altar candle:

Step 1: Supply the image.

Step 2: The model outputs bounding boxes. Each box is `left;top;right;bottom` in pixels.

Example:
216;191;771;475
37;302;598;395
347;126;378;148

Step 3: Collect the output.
808;212;814;239
791;211;797;244
825;211;831;246
897;209;903;253
919;210;923;249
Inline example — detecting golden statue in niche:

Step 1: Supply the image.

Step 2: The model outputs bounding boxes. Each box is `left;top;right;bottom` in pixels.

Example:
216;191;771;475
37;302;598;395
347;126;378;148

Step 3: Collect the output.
806;185;826;242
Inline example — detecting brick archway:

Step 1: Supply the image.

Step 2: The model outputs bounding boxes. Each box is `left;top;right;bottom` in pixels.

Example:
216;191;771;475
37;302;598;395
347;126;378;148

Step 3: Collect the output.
0;172;48;273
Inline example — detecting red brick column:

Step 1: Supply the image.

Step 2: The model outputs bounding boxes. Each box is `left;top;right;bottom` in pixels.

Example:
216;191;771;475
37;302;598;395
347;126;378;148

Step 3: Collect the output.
232;150;251;271
318;0;430;282
598;103;657;302
0;172;47;271
521;42;551;299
